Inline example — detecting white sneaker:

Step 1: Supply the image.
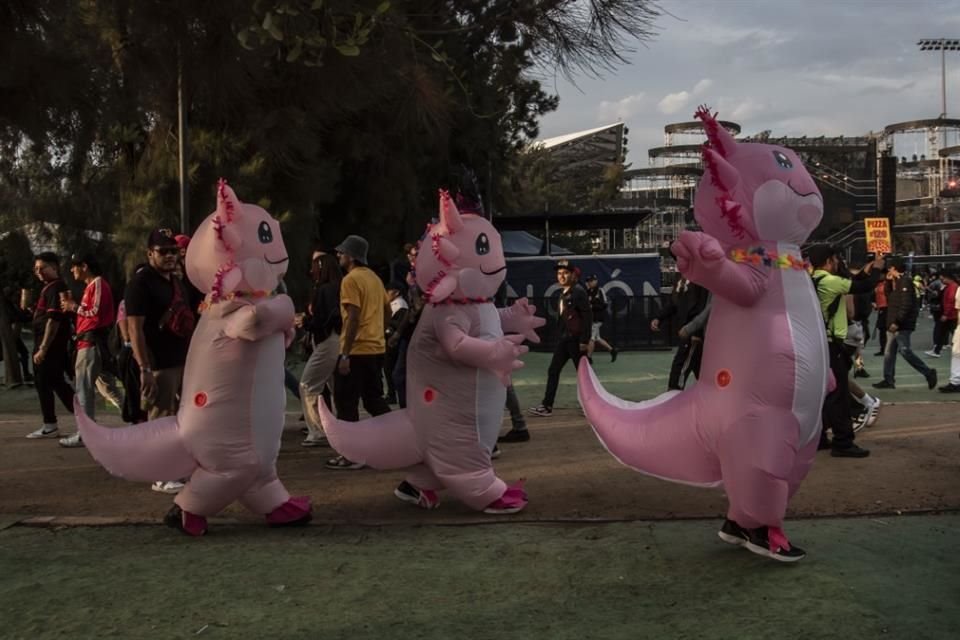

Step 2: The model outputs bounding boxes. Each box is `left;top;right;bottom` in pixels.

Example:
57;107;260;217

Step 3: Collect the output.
866;398;881;426
924;350;941;358
58;433;85;448
26;425;59;439
151;481;185;494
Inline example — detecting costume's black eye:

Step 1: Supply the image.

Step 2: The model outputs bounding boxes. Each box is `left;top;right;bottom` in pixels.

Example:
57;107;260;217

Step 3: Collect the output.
475;233;490;255
773;150;793;169
258;221;273;244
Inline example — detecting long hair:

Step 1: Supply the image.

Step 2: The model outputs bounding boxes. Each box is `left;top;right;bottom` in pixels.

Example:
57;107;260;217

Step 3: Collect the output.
316;253;343;289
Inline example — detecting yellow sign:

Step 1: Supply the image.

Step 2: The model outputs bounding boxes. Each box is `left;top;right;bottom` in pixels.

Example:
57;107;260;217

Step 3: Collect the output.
863;217;891;255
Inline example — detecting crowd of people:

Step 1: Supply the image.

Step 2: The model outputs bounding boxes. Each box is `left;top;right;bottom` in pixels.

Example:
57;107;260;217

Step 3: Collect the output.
3;229;957;484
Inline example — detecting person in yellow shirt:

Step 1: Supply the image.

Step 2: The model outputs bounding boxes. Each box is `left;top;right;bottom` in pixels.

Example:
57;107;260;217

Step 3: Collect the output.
327;234;392;470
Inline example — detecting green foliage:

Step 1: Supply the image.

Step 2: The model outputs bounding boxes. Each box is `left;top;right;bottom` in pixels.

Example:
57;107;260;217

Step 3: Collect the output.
0;0;658;298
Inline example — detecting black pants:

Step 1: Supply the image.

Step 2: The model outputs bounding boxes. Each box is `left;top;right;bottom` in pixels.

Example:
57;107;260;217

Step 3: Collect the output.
34;347;74;425
117;346;147;423
822;340;855;449
668;338;703;390
934;318;957;354
334;354;391;422
875;309;888;353
16;336;31;379
542;337;584;408
383;346;399;400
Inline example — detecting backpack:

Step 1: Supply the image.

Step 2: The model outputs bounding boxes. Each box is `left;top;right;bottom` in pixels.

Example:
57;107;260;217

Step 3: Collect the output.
159;278;196;338
812;274;843;330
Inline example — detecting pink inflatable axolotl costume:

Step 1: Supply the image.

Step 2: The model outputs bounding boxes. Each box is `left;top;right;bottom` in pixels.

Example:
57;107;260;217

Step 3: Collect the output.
317;189;545;514
579;106;829;562
76;180;311;536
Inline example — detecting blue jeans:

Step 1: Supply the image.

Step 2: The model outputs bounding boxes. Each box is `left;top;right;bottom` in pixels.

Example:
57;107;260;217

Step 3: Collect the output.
882;330;932;384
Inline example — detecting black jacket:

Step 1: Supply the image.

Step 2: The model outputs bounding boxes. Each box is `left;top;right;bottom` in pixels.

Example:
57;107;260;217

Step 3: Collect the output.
558;285;592;344
305;282;341;342
587;287;607;318
886;275;919;331
657;278;709;325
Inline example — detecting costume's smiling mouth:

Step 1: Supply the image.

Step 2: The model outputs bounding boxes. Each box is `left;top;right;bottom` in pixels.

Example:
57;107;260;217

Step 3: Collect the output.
480;265;507;275
265;255;290;265
787;180;821;200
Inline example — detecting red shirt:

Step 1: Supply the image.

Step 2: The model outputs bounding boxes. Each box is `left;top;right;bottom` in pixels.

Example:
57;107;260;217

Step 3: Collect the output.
75;277;115;349
943;281;959;320
874;280;887;309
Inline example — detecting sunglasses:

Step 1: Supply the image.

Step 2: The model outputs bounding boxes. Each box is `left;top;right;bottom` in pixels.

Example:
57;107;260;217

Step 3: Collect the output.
153;247;179;256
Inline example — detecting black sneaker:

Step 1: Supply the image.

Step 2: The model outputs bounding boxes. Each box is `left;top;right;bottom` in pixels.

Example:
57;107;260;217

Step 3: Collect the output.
831;443;871;458
873;351;885;357
394;481;420;504
498;429;530;443
872;380;895;389
817;437;832;451
939;383;960;393
610;348;618;363
527;405;552;417
853;367;869;378
717;519;749;546
744;526;806;562
926;369;938;390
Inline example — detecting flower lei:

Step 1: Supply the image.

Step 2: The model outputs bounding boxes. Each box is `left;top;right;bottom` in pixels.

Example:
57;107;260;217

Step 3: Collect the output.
198;289;273;313
730;246;810;271
429;296;492;307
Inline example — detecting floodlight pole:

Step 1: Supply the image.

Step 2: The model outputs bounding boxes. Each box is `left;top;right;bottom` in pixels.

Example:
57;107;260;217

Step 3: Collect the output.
918;38;959;118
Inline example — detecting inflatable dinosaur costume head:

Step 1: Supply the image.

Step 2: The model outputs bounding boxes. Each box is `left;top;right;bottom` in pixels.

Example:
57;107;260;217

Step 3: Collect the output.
186;179;289;301
416;189;506;304
693;105;823;247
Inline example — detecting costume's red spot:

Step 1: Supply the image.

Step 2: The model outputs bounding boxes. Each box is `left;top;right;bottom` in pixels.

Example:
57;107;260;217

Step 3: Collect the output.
716;370;732;388
423;388;436;403
194;392;208;407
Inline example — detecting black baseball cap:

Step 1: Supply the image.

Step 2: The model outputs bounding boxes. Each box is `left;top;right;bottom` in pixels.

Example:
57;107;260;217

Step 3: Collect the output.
554;259;575;272
70;253;99;267
147;227;177;248
586;274;598;281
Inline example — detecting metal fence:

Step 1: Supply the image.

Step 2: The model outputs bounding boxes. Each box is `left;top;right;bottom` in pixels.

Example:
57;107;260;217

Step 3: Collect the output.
519;293;681;352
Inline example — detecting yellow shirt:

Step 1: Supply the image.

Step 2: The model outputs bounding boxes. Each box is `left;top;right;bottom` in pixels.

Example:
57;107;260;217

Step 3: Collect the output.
339;266;388;355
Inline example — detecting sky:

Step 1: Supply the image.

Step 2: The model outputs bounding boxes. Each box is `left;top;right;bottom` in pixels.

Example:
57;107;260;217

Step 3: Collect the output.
535;0;960;164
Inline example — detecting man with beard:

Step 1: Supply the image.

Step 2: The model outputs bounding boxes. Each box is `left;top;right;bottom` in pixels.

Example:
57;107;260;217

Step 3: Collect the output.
125;229;195;493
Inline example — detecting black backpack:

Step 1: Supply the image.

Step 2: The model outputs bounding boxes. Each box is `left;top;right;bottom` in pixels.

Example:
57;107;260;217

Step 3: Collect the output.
812;274;843;329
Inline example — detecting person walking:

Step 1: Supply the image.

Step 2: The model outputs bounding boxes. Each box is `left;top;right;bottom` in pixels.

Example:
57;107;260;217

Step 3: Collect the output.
585;274;617;362
808;245;882;458
874;257;938;391
57;254;123;447
926;270;958;358
938;268;960;393
528;260;592;417
24;253;75;440
327;235;392;470
125;229;196;493
298;253;343;447
651;275;709;390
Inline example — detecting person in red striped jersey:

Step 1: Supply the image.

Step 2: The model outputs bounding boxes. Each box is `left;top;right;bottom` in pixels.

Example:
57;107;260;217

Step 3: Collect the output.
58;254;123;447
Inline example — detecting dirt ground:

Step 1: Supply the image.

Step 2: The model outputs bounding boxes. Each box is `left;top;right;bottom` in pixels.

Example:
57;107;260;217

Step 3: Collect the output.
2;400;958;526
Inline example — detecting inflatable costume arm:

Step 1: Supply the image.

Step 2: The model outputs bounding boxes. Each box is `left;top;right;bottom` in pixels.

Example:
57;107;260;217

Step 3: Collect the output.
224;294;296;343
435;310;527;385
671;231;768;307
497;297;545;343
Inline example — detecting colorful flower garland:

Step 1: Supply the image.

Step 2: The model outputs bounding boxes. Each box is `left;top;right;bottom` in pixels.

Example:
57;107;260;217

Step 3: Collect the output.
729;246;810;271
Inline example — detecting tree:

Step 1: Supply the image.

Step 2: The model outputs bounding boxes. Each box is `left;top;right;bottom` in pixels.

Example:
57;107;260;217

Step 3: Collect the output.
0;0;661;302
